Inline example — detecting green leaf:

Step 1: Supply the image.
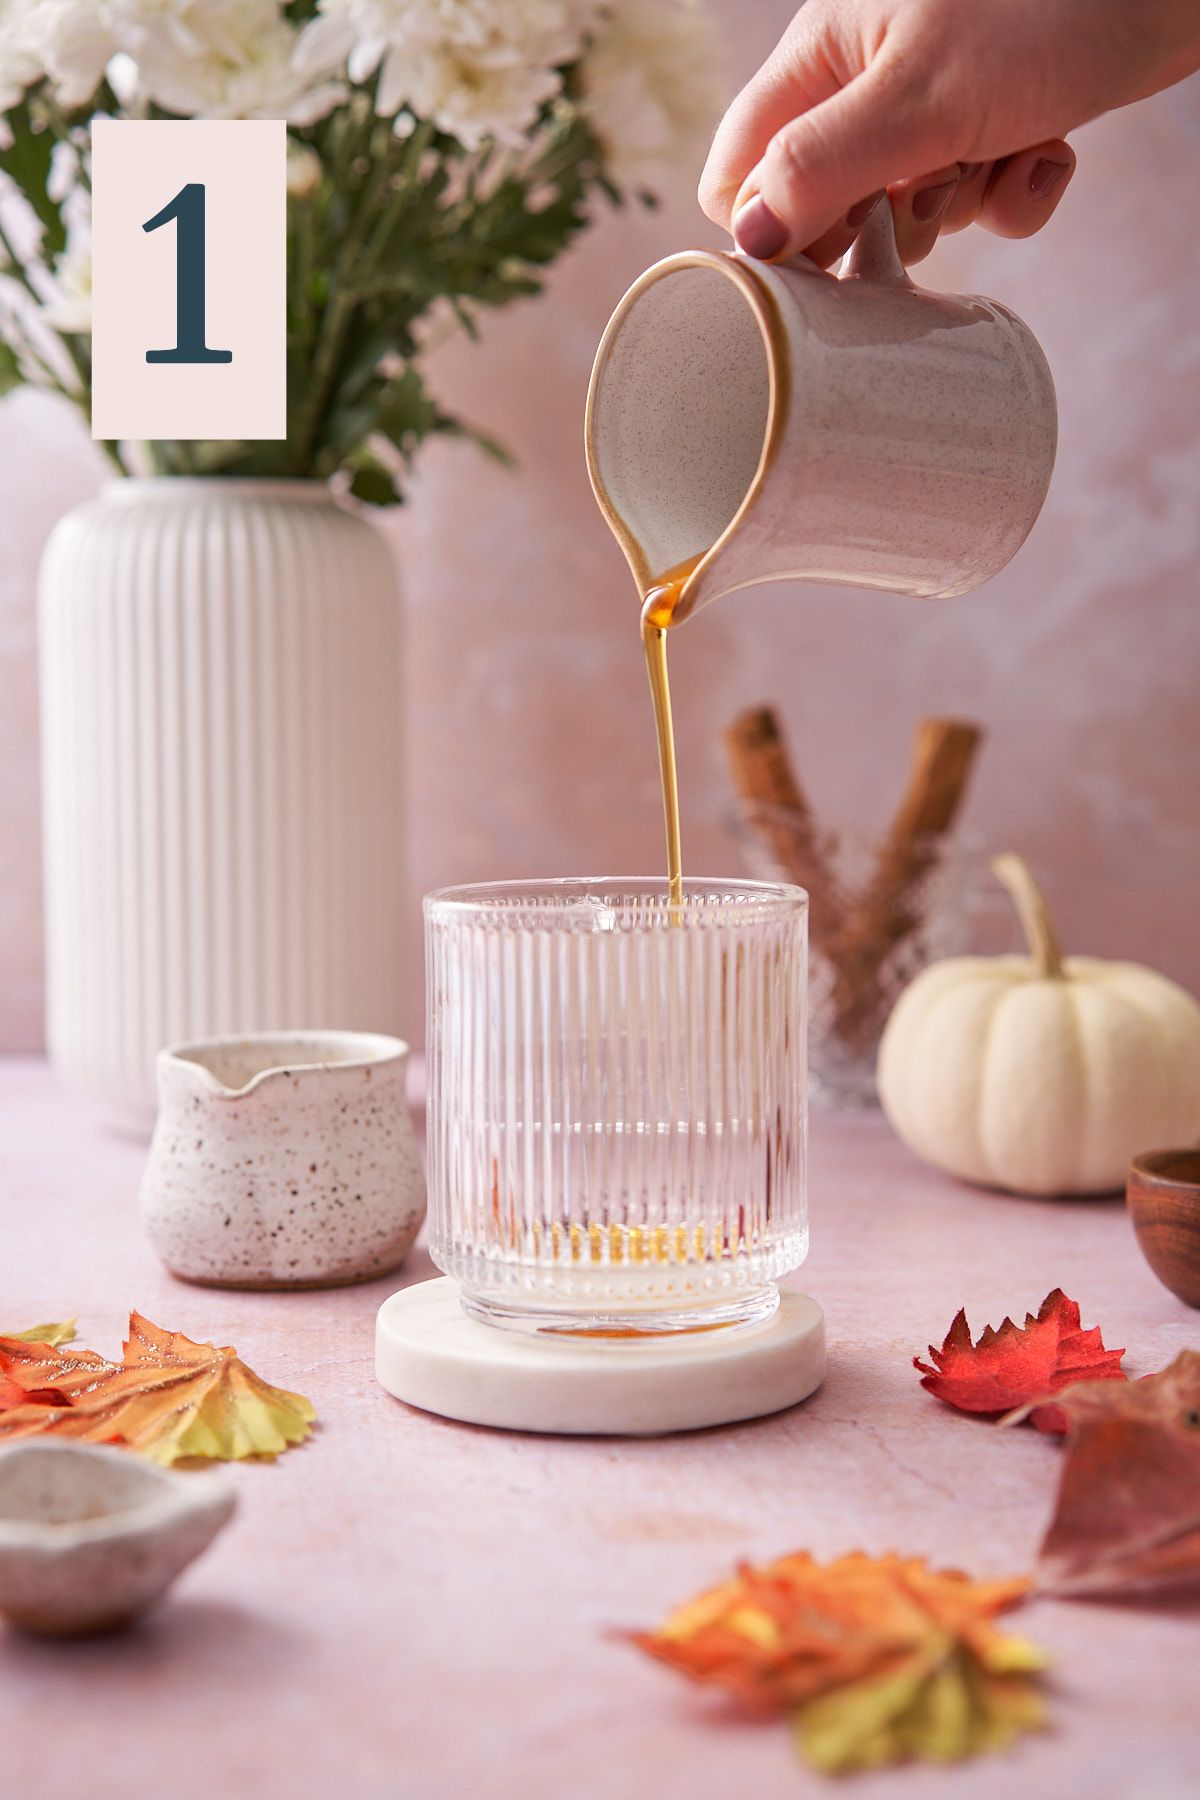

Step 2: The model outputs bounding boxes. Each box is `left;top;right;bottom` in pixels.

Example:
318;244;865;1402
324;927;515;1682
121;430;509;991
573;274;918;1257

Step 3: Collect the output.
375;365;440;444
348;460;401;507
0;101;66;260
443;418;514;469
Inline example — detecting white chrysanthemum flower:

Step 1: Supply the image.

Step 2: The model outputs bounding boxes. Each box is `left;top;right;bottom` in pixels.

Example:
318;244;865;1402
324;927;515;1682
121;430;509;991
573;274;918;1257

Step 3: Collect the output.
297;0;601;148
28;1;341;123
37;0;120;109
0;0;45;112
132;2;344;124
580;0;725;193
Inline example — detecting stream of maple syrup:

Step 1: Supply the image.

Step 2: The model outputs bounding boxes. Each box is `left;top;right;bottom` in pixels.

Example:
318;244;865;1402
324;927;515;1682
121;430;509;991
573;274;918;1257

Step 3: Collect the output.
483;555;726;1297
639;554;701;912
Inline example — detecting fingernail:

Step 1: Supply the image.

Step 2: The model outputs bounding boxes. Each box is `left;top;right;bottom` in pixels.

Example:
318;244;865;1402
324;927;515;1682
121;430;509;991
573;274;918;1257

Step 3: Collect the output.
911;178;958;223
1030;158;1070;199
732;194;788;260
846;191;885;227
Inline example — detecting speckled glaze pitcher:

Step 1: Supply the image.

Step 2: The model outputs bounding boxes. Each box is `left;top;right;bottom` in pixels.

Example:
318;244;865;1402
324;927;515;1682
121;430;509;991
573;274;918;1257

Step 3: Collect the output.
140;1031;425;1290
585;199;1056;618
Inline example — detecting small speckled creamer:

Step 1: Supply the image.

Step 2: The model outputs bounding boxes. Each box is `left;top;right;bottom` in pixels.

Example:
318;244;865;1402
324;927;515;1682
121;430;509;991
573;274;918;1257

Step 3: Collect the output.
140;1031;425;1289
585;197;1058;615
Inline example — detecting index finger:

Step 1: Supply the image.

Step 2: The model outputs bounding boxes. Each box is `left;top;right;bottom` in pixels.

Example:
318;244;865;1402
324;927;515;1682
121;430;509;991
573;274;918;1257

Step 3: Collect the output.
698;22;843;227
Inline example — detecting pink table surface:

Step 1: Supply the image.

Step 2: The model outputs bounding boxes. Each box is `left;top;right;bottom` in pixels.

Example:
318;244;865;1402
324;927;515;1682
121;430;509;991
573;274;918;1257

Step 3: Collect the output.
1;1055;1197;1800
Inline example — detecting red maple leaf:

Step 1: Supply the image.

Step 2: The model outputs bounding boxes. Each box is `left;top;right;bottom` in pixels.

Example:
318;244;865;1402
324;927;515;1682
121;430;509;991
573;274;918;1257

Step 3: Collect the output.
914;1289;1126;1434
1036;1351;1200;1593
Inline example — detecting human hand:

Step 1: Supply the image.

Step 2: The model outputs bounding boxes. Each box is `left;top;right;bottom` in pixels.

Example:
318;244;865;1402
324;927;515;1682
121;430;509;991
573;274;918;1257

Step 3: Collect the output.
700;0;1200;265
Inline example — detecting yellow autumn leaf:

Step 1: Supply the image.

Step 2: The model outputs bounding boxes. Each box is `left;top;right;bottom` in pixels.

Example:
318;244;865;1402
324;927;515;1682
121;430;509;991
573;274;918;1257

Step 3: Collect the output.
795;1634;1048;1774
0;1311;314;1464
5;1321;77;1346
632;1551;1048;1775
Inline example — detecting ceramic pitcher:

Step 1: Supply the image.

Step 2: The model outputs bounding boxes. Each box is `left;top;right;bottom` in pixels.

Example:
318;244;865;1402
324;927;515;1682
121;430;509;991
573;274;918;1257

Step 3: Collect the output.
584;200;1057;617
140;1031;425;1289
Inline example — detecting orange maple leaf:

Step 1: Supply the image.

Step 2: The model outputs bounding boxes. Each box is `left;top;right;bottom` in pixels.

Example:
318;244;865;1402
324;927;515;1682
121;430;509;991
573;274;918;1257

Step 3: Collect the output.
0;1321;79;1410
632;1552;1033;1708
0;1374;71;1412
915;1288;1126;1433
0;1312;314;1465
630;1552;1048;1773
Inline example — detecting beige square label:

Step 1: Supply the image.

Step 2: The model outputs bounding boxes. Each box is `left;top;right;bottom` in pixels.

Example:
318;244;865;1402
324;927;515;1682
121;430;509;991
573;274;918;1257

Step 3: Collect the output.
91;119;286;442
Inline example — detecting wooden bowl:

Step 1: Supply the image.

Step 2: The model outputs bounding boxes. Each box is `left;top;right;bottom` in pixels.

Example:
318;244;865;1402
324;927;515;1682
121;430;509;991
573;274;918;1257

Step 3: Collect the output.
1127;1149;1200;1308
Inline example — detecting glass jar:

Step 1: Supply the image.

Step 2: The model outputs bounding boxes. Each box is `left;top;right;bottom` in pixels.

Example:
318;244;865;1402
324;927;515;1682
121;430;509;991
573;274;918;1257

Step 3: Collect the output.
424;878;808;1334
729;807;1009;1109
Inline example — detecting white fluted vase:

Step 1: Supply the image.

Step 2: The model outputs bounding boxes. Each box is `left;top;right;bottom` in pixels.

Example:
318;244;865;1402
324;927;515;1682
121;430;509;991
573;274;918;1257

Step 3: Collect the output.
38;479;405;1127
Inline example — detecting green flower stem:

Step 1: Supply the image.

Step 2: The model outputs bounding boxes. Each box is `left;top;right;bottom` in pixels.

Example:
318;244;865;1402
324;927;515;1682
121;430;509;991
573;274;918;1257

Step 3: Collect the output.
327;97;372;196
0;213;49;313
289;125;408;475
34;93;91;192
360;121;434;271
292;198;319;362
0;305;123;471
0;206;120;469
3;324;69;396
96;438;128;474
0;210;92;396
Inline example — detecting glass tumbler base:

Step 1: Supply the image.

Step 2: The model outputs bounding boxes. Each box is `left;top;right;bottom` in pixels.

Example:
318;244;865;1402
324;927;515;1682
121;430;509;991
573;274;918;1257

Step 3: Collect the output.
459;1284;781;1338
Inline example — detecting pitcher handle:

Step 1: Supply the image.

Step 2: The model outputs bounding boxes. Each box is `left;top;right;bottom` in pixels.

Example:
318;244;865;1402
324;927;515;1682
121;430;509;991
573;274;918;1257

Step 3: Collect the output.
839;196;911;285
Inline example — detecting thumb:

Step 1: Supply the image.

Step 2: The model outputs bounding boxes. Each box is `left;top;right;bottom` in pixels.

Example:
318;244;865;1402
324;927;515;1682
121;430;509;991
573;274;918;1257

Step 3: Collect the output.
729;69;942;260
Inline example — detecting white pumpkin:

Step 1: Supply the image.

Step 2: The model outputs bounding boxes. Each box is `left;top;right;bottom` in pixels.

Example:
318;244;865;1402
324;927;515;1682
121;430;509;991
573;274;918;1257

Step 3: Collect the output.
877;854;1200;1196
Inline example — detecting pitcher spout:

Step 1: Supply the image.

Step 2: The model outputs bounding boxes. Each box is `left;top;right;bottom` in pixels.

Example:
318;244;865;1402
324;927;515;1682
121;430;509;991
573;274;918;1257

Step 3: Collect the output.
585;248;787;616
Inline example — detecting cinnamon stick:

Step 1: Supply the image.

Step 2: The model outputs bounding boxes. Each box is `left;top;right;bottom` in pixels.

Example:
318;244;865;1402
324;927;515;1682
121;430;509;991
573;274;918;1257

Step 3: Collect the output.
723;708;984;1059
831;717;983;1047
882;717;982;848
723;706;839;944
724;706;810;817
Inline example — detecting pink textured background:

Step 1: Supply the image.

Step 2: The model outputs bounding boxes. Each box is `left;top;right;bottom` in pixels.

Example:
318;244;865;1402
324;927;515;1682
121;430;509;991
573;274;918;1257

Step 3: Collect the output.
2;7;1199;1051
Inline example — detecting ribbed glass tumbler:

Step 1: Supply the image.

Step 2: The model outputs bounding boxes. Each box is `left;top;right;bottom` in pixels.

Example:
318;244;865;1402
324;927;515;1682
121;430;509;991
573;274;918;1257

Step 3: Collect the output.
425;879;808;1334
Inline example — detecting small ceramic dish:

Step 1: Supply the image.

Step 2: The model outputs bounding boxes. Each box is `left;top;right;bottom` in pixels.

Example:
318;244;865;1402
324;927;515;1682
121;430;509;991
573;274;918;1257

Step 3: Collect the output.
140;1029;426;1289
0;1441;235;1635
1127;1149;1200;1309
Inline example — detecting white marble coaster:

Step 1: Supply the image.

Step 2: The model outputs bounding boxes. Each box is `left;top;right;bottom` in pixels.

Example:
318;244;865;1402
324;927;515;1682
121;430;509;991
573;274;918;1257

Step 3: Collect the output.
375;1278;826;1436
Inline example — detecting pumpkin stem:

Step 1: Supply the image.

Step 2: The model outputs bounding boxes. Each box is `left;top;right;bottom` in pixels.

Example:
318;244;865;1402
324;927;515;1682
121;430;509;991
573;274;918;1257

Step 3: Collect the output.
990;854;1066;978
